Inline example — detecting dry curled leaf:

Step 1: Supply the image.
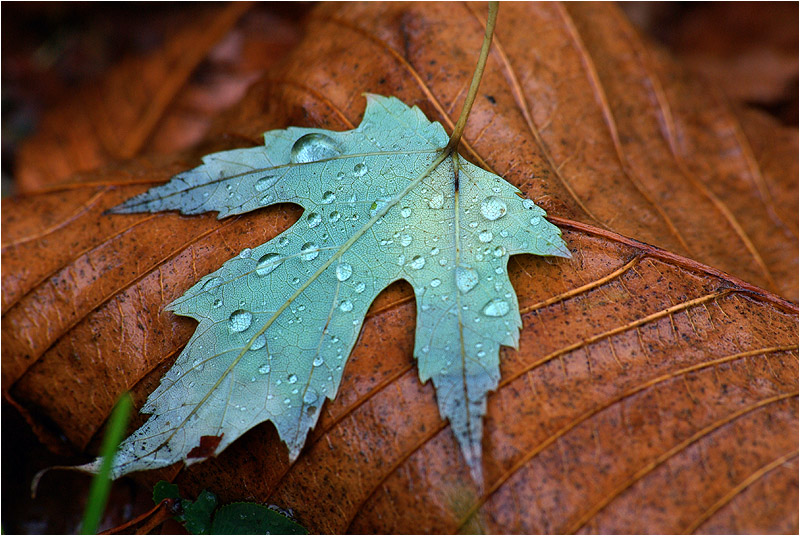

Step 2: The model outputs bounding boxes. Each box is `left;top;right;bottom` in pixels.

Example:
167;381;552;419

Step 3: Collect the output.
2;2;797;534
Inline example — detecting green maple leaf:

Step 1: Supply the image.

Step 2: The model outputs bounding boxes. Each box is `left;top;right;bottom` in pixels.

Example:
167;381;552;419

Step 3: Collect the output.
98;94;569;484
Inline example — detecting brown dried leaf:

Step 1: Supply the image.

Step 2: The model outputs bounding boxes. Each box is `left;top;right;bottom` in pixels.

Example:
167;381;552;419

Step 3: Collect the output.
2;2;797;534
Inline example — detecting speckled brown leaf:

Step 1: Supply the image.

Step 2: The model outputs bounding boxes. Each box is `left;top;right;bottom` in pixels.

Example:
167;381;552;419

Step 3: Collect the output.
2;2;797;534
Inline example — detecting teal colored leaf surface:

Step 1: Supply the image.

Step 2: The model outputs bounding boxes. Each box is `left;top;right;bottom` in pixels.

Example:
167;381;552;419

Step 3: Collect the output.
100;94;569;484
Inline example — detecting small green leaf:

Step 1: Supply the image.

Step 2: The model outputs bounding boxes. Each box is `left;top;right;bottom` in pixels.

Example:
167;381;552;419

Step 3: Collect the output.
211;503;308;535
182;490;218;535
152;480;181;504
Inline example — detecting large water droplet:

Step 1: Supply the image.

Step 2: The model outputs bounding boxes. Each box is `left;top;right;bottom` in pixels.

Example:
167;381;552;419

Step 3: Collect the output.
400;234;413;247
229;310;253;332
312;355;324;367
430;278;442;288
256;252;282;276
321;191;336;204
250;334;266;351
328;211;341;223
493;246;506;257
455;266;479;294
354;281;366;293
287;374;298;384
336;263;353;282
259;193;274;205
408;255;425;270
278;236;289;247
354;163;368;176
239;248;252;259
482;298;510;317
428;191;444;209
255;175;277;192
479;230;493;243
480;196;507;221
307;212;322;228
212;298;223;308
290;133;340;163
339;300;354;312
400;206;412;218
300;242;319;261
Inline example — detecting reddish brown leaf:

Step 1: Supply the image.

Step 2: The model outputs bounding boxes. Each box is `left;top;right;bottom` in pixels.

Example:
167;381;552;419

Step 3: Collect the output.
2;2;797;534
187;435;224;460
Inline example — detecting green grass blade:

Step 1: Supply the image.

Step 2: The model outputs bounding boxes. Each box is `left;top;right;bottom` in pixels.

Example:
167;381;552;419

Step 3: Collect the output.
80;393;133;534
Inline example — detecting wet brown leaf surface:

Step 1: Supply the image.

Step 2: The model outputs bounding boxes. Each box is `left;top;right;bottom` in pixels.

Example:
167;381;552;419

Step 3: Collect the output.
2;2;797;534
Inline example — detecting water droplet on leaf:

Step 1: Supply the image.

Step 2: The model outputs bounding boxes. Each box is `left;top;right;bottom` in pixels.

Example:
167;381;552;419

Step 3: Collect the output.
428;191;445;209
336;263;353;281
229;310;253;332
255;176;277;192
455;266;479;293
480;196;507;221
339;300;354;312
256;253;282;276
250;334;266;351
303;389;318;404
300;242;319;261
290;133;340;163
409;255;425;270
482;298;510;317
321;191;336;204
307;213;322;228
202;277;222;292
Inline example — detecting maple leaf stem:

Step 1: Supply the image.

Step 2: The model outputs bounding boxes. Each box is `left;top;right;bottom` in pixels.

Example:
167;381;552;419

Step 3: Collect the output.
446;0;499;154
